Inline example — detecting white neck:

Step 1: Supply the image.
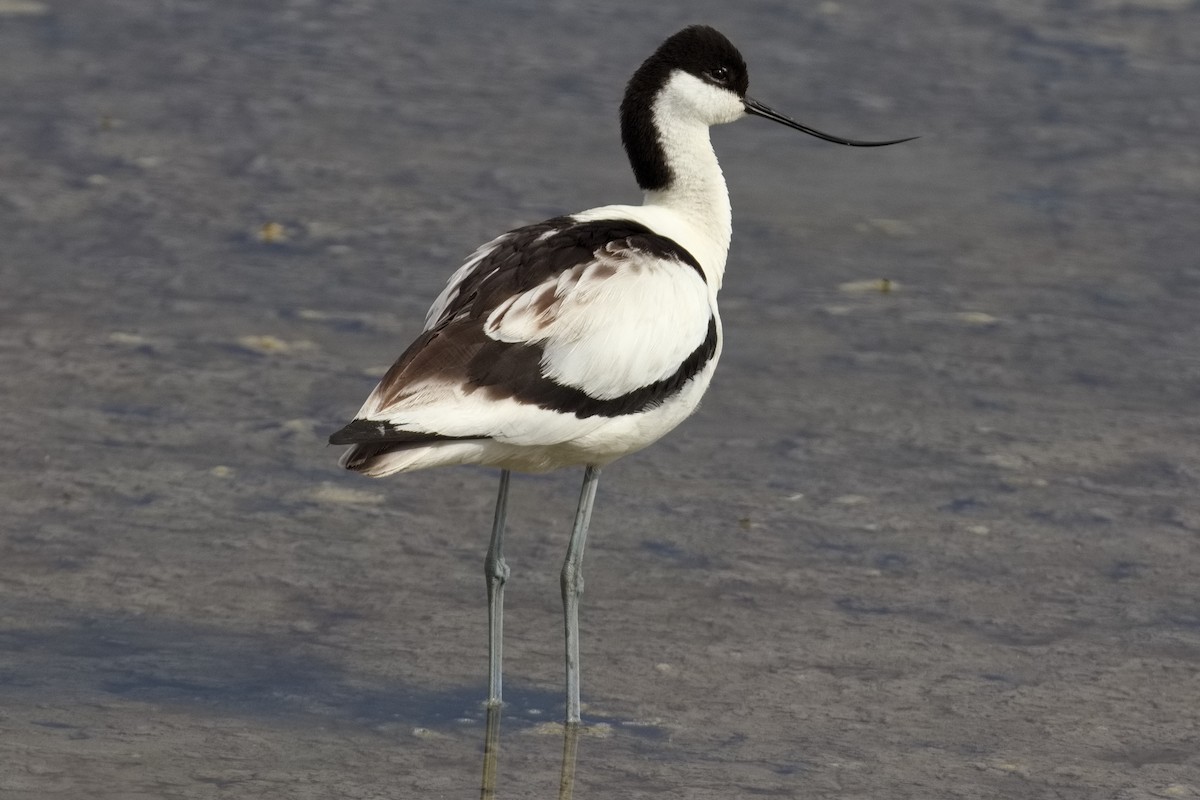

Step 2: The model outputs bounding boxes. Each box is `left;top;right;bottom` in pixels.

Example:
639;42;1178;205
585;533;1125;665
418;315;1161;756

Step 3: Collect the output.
641;101;733;286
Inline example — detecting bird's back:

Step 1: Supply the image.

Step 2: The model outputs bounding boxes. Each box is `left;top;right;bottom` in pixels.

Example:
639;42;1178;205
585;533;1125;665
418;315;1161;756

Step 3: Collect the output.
330;211;723;477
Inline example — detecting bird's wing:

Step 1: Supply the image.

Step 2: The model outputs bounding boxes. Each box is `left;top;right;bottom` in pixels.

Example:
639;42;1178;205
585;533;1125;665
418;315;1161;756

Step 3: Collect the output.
330;217;716;448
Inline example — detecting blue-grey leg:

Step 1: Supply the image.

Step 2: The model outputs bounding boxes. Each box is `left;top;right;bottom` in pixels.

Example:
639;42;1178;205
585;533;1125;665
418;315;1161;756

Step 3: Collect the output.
561;464;601;724
485;469;512;707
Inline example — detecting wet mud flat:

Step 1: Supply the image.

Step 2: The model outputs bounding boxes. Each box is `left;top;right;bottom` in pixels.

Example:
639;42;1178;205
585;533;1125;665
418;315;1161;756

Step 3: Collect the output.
2;0;1199;797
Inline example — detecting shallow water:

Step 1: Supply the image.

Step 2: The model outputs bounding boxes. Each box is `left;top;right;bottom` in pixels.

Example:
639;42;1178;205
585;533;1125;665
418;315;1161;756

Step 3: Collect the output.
2;1;1199;797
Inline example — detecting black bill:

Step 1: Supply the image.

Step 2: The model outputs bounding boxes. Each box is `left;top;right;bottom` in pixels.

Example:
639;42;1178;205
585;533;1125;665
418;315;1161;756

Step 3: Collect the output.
744;97;917;147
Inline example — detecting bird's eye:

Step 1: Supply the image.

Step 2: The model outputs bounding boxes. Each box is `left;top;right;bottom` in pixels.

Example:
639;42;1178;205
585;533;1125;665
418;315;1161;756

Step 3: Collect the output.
708;66;731;84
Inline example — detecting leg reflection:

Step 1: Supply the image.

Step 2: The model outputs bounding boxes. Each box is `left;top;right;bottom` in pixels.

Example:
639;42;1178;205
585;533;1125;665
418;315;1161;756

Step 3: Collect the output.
557;723;581;800
480;704;502;800
477;706;583;799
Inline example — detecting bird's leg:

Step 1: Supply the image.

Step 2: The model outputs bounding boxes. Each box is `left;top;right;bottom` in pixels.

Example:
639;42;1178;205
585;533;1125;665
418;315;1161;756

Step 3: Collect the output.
561;464;601;725
485;469;512;707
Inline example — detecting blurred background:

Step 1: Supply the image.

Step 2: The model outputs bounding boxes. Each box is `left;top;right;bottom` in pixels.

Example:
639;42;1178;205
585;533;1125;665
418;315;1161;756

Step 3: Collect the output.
1;0;1198;797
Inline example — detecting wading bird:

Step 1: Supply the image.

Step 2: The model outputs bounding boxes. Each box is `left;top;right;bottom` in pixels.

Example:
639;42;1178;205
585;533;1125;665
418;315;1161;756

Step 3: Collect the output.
330;25;913;724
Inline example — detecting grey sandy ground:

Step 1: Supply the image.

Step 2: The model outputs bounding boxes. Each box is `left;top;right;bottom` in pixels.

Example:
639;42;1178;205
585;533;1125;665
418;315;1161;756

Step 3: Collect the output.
2;1;1198;797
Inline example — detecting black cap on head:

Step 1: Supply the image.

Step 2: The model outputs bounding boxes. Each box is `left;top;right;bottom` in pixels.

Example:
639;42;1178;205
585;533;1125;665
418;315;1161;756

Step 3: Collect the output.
621;26;749;191
645;25;750;96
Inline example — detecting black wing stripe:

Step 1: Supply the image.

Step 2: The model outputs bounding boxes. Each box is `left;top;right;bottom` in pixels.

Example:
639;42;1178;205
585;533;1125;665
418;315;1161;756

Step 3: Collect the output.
468;315;718;419
328;421;477;446
433;218;703;329
326;314;718;445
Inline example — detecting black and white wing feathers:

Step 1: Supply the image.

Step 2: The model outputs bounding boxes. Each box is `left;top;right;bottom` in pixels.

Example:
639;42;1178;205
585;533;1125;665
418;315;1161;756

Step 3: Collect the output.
329;216;717;454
